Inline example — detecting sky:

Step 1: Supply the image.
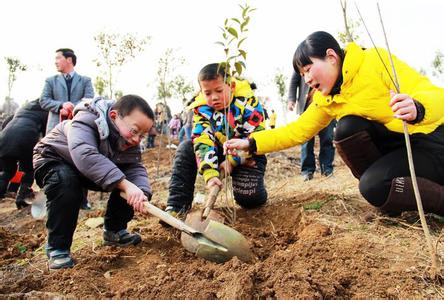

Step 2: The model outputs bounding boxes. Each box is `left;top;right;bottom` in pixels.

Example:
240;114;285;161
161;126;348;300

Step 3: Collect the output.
0;0;443;119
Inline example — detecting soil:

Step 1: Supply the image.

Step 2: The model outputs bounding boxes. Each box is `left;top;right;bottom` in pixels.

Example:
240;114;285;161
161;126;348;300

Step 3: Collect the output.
1;142;444;298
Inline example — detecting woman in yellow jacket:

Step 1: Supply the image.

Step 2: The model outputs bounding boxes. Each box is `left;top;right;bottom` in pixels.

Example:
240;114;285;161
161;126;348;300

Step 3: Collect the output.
225;31;444;216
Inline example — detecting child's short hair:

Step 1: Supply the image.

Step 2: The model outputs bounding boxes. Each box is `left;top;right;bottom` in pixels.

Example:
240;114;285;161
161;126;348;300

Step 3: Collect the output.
112;94;154;120
198;63;229;83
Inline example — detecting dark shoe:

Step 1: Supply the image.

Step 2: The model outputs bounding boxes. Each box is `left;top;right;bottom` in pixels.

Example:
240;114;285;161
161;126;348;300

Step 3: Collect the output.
302;173;314;181
80;200;92;210
160;206;188;227
15;199;30;209
48;249;75;270
103;229;141;246
15;186;34;209
322;170;333;178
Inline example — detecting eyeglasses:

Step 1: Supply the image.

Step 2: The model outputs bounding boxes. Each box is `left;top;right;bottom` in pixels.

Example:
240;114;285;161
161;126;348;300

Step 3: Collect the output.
118;116;147;140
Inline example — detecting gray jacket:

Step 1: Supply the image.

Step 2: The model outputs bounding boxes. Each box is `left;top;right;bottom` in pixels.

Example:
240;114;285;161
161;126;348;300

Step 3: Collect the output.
40;72;94;133
33;98;151;195
288;71;310;115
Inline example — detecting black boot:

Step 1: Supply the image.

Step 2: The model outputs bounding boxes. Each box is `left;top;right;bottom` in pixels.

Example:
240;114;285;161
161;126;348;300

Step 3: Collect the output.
379;177;444;216
0;179;8;199
334;131;381;179
16;183;34;209
166;140;196;210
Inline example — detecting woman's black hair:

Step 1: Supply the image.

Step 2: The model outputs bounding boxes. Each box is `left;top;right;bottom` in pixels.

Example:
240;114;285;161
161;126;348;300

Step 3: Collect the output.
293;31;344;72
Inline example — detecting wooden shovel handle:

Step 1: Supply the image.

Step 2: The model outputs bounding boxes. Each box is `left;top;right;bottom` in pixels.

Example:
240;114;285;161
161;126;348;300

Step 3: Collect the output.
202;185;221;218
119;192;197;234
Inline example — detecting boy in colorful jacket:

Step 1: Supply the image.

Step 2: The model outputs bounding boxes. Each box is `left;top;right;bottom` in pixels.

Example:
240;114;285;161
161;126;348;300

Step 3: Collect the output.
165;63;267;216
33;95;154;269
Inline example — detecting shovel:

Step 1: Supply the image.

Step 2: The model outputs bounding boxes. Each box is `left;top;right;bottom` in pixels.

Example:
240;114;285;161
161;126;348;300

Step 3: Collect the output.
121;193;254;263
31;190;47;220
181;184;225;250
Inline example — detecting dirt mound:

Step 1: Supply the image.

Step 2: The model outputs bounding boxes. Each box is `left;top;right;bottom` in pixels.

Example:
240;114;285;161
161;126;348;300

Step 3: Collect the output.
1;146;444;297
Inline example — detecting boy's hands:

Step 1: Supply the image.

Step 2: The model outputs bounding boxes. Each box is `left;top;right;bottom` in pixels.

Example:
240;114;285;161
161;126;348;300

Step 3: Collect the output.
207;176;223;190
118;179;147;213
389;90;417;122
224;139;250;156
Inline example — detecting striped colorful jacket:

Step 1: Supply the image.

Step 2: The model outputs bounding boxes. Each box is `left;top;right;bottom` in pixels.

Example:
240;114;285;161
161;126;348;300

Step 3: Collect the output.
191;79;265;182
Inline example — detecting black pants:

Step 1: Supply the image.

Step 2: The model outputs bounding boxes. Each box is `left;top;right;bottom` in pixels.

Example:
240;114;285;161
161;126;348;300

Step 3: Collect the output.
335;116;444;206
34;162;134;250
167;140;268;210
0;154;34;197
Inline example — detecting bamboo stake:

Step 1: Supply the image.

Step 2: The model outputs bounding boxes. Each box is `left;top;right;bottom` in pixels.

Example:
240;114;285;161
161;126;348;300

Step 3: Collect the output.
355;3;439;278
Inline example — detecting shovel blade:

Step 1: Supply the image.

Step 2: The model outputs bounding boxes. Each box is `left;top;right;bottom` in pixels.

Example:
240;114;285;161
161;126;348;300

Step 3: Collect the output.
181;210;225;254
182;210;254;263
31;191;47;220
197;220;255;264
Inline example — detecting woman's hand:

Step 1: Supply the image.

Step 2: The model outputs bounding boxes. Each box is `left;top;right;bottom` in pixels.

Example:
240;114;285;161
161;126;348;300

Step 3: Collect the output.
389;90;417;122
219;160;233;176
224;139;250;156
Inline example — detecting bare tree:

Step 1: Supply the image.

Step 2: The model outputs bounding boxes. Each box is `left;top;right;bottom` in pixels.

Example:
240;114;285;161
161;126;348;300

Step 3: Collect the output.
172;75;194;105
94;76;106;97
274;70;287;124
432;50;444;78
94;31;149;98
156;48;186;105
5;57;27;99
337;0;361;45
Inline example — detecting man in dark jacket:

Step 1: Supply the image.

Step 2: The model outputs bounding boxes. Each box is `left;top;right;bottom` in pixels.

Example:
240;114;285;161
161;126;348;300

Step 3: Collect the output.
0;99;48;208
33;95;154;269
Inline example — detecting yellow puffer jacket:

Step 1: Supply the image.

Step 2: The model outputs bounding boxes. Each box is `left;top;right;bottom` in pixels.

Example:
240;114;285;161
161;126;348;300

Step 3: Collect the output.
252;42;444;155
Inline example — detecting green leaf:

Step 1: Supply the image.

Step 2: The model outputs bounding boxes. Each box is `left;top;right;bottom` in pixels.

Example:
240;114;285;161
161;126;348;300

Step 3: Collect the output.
231;18;241;24
227;27;238;38
237;37;247;48
303;202;324;211
238;49;247;60
215;41;225;47
241;17;250;31
235;61;243;76
16;243;27;254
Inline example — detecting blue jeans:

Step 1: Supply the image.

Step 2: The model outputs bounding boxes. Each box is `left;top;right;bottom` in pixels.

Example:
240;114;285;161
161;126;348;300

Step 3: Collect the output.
178;125;192;143
301;120;336;175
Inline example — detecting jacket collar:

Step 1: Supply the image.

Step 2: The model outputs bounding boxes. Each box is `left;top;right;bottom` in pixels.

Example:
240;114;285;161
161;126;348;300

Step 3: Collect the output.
342;42;365;88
